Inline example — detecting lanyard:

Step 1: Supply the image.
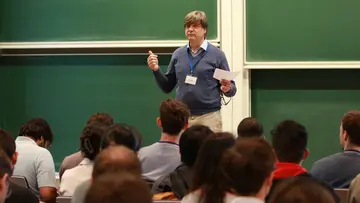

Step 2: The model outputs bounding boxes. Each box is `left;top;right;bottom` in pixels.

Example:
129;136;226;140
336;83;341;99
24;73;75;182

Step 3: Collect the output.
187;47;208;75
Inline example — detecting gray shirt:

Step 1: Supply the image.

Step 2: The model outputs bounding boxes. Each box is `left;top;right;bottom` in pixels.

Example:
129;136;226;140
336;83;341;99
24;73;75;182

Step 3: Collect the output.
139;141;181;181
153;41;237;115
13;136;56;197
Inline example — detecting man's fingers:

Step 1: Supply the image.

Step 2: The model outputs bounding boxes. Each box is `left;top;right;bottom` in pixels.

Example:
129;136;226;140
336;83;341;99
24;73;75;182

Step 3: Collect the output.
148;50;158;57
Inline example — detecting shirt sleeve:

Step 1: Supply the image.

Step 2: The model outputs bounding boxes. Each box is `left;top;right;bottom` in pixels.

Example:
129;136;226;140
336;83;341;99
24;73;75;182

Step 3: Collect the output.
36;149;56;188
152;54;177;94
218;53;237;97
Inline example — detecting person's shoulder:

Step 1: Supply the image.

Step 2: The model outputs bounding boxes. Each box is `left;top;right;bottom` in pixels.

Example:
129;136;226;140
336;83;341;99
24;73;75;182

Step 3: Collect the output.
172;46;187;56
313;152;344;166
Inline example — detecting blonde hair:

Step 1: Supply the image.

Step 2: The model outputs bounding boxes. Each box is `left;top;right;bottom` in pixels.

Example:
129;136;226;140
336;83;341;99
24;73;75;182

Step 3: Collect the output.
184;10;208;30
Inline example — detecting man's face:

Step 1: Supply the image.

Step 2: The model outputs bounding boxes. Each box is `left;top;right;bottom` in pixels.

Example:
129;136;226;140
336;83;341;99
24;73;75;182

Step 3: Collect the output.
339;124;346;148
185;23;206;41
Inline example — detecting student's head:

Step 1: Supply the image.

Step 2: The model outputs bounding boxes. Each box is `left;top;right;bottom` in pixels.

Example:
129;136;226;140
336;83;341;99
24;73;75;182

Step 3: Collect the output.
157;98;190;136
179;125;214;167
191;132;236;203
80;122;107;161
268;176;337;203
0;129;17;167
271;120;308;164
222;138;275;200
92;146;141;179
18;118;53;148
237;117;264;139
184;10;208;41
85;172;152;203
0;151;12;203
86;112;114;127
340;110;360;149
101;123;141;152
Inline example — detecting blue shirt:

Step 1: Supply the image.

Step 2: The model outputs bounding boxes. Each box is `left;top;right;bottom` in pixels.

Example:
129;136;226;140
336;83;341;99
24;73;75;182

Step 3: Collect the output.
153;41;237;115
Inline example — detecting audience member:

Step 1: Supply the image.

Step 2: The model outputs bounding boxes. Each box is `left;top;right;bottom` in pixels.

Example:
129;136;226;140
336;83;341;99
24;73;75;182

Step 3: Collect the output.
151;125;214;200
59;112;114;179
268;176;337;203
182;132;236;203
0;128;38;203
0;154;11;203
237;117;264;139
13;118;57;202
225;138;275;203
71;145;141;203
84;172;152;203
310;110;360;188
60;122;107;196
100;123;141;152
348;173;360;203
139;98;190;182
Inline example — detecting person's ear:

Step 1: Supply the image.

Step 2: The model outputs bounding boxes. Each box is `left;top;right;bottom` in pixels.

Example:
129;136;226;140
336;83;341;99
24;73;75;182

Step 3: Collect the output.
12;152;18;166
303;149;309;160
183;122;189;130
156;117;162;128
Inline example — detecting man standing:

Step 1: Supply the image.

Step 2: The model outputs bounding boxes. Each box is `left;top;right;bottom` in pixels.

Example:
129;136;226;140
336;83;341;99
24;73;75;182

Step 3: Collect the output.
147;10;237;132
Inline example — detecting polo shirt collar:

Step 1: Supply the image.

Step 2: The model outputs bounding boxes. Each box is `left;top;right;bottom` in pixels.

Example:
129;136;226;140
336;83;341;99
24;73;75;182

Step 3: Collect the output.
187;39;208;51
232;197;264;203
15;136;37;145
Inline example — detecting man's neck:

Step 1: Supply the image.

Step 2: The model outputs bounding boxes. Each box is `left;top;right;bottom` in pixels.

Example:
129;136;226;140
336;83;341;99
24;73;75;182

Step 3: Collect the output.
189;38;205;52
160;133;179;144
344;143;360;151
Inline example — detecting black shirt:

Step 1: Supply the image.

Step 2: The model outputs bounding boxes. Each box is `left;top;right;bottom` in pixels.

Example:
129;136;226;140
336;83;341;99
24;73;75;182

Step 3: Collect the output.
6;182;38;203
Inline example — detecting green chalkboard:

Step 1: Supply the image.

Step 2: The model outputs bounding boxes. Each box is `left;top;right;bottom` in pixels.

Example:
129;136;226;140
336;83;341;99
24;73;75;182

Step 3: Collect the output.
251;69;360;169
0;55;174;169
246;0;360;61
0;0;217;42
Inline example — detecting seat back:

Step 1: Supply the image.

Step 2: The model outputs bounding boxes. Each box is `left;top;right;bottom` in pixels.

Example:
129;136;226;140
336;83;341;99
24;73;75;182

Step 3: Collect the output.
9;175;29;188
56;196;72;203
334;188;349;203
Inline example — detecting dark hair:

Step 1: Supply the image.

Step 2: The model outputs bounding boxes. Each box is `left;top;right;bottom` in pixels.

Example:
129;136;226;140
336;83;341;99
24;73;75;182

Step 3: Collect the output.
18;118;54;144
191;132;236;203
268;176;337;203
342;110;360;146
86;113;114;127
0;129;15;160
271;120;308;163
222;138;275;195
179;125;214;167
92;146;141;179
237;117;263;138
85;172;152;203
159;98;190;135
80;122;107;160
101;123;140;152
0;150;12;177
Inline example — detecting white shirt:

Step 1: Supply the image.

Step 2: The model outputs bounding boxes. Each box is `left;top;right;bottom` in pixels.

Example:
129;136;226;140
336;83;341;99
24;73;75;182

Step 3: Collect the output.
60;158;93;196
182;191;237;203
231;197;264;203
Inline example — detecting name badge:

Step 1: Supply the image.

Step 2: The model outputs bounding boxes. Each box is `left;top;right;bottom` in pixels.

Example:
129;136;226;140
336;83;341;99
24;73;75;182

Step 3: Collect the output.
185;75;197;85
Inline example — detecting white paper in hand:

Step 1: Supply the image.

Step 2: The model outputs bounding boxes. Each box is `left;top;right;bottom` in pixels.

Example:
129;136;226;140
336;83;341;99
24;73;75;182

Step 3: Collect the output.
213;68;240;81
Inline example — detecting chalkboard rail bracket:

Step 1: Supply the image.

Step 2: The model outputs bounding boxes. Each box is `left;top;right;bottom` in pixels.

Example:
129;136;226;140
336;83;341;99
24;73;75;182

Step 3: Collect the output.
0;40;220;56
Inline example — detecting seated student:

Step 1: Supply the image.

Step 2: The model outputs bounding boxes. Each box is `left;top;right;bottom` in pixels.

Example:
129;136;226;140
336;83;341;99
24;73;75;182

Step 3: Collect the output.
225;138;276;203
72;146;142;203
181;132;236;203
0;154;11;203
237;117;264;139
85;172;152;203
310;110;360;188
0;128;38;203
13;118;57;203
71;124;141;203
347;173;360;203
59;112;114;180
151;125;214;200
268;176;338;203
60;122;107;196
139;99;190;182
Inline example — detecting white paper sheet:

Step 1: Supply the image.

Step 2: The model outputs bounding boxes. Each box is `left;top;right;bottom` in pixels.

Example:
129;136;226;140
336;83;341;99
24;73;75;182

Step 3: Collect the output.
213;68;240;81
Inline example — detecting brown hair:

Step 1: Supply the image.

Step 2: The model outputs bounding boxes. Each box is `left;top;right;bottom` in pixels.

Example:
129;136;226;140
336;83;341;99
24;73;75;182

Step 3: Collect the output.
160;98;190;135
184;10;208;30
86;112;114;127
92;146;141;179
342;110;360;146
222;138;275;195
268;176;337;203
85;172;152;203
237;117;263;138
